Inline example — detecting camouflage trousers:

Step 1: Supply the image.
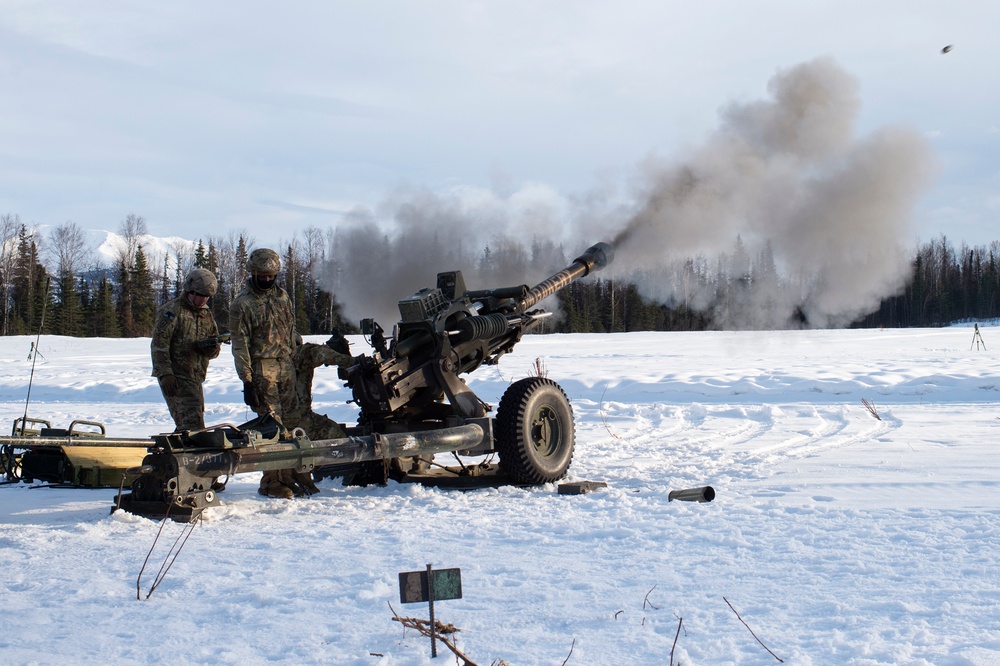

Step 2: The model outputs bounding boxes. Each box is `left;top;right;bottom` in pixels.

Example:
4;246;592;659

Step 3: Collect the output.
251;357;298;427
159;376;206;432
288;410;347;441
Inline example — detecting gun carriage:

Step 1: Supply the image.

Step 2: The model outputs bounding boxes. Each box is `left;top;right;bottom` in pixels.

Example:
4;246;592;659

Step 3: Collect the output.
337;241;614;486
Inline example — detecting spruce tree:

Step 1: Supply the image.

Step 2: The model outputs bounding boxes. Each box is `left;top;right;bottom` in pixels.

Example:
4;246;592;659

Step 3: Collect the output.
87;276;121;337
54;273;84;336
130;245;157;336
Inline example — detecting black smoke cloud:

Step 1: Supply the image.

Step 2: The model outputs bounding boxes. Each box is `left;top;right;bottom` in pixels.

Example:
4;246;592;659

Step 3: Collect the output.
326;57;936;330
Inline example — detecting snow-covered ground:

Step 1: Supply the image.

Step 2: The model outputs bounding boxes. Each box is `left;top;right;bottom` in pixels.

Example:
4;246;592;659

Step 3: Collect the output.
1;327;998;665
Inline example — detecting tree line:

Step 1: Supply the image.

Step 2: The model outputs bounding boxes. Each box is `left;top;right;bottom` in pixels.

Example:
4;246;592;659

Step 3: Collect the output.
854;236;1000;328
0;213;353;339
1;211;997;338
556;234;1000;332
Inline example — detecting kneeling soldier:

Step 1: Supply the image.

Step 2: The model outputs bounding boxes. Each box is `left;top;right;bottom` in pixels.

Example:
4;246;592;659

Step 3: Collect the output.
280;332;357;495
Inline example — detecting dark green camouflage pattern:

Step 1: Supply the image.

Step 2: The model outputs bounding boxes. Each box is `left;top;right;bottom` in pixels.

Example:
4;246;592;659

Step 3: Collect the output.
286;342;354;439
150;295;220;431
151;296;220;382
230;281;298;423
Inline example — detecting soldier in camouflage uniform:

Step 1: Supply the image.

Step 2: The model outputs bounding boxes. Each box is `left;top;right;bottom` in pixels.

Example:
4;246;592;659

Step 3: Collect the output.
230;248;299;422
288;333;354;440
150;268;221;431
229;248;301;499
282;333;356;495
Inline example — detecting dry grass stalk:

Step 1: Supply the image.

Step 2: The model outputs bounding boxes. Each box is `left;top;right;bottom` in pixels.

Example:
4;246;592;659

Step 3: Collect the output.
723;596;783;663
861;398;881;421
643;584;659;610
599;384;623;440
670;616;683;666
560;637;576;665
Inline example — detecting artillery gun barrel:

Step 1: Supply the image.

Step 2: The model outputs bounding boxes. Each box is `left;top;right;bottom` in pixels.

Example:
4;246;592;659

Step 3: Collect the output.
517;242;614;312
230;424;484;474
136;424;485;479
117;424;487;520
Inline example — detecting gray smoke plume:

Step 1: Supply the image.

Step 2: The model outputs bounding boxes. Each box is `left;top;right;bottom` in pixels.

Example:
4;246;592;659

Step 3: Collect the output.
328;57;936;330
329;186;576;328
612;56;937;328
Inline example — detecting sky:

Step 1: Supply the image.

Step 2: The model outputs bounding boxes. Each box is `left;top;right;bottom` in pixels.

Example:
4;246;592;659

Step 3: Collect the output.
1;327;998;663
1;1;998;251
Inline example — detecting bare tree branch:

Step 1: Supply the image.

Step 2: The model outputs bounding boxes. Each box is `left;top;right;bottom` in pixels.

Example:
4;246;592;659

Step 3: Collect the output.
670;616;683;666
387;601;478;666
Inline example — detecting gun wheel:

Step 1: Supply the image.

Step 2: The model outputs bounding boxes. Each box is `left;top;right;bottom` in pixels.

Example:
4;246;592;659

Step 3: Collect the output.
1;444;22;482
496;377;575;484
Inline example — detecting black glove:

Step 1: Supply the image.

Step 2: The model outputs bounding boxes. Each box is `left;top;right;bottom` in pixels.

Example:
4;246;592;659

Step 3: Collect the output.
195;339;221;356
159;375;179;396
243;380;261;411
337;356;361;380
194;336;217;350
325;329;351;355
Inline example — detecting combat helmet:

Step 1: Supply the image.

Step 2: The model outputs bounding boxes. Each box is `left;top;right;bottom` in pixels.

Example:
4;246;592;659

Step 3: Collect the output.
247;248;281;275
183;268;218;297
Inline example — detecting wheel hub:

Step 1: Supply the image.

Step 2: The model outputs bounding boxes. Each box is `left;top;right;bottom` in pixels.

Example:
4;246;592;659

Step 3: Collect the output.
530;406;560;456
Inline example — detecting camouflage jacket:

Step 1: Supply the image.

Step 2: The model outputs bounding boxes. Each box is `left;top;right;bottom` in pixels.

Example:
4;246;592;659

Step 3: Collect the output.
150;295;220;381
289;343;354;419
230;281;296;382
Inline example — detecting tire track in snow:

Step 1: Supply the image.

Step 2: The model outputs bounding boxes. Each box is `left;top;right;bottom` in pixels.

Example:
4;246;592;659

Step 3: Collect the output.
685;403;900;484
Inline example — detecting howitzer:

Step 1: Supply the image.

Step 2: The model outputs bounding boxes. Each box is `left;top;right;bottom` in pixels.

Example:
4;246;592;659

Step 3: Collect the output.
336;241;614;485
110;241;613;520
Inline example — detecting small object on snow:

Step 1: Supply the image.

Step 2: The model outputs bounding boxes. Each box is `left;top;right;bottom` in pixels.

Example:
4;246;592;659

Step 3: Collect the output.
861;398;881;421
558;480;608;495
941;44;953;54
971;323;986;350
668;486;716;502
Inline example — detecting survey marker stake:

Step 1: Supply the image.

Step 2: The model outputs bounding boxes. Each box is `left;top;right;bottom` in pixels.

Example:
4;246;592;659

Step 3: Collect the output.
399;564;463;658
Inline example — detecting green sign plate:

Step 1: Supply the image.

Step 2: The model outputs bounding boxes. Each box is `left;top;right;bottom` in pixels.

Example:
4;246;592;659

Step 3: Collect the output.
398;568;463;603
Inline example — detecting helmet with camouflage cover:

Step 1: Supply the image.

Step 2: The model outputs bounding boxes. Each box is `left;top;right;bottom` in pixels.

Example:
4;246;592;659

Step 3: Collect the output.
247;248;281;275
183;268;218;297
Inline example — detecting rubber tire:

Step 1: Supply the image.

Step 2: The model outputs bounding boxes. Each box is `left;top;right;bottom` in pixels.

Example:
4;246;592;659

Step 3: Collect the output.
0;445;21;481
496;377;575;484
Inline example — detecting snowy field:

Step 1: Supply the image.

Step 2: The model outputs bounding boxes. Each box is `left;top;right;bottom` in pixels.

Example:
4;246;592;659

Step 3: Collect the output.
0;327;998;665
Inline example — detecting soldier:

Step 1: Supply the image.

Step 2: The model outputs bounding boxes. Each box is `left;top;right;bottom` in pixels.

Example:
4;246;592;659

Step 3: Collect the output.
289;332;354;439
150;268;221;432
230;248;300;498
280;332;357;495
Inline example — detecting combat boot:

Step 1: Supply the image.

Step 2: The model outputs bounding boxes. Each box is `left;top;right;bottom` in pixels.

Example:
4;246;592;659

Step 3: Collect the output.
277;469;307;497
258;470;294;499
295;471;321;495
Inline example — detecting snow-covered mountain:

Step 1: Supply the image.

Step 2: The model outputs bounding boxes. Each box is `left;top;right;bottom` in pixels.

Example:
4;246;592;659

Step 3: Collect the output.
89;228;198;270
